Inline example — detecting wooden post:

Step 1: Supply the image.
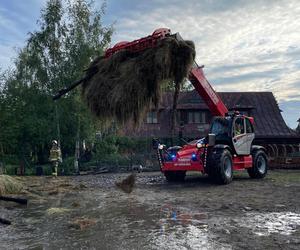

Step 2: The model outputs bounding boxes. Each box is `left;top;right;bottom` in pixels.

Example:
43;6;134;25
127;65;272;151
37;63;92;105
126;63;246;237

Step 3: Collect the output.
74;115;80;174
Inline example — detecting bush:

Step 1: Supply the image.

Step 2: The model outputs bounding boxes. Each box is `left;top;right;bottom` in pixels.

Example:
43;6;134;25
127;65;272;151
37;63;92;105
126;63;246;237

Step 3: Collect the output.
42;164;53;175
59;156;76;175
25;167;36;176
0;154;19;165
0;136;162;175
87;136;156;170
94;136;118;157
4;164;19;175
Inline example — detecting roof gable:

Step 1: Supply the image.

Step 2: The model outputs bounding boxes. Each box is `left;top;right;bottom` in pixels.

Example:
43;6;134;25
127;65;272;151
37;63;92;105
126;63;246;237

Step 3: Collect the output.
159;90;298;138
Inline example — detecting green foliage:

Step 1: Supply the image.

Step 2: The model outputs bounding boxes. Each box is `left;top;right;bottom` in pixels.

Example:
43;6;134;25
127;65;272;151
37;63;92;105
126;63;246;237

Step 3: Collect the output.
40;164;53;176
3;165;19;175
89;136;154;169
93;136;147;159
60;156;76;175
94;136;119;157
0;0;113;167
1;155;19;165
24;167;36;176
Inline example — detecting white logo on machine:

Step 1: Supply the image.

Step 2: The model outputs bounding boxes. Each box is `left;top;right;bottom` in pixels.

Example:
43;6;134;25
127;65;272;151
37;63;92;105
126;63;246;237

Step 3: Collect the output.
174;157;191;166
178;158;190;162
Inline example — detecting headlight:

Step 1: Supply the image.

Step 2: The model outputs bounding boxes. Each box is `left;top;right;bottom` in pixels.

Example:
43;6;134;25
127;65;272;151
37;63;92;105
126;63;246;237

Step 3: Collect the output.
158;144;164;150
191;153;197;161
196;143;202;149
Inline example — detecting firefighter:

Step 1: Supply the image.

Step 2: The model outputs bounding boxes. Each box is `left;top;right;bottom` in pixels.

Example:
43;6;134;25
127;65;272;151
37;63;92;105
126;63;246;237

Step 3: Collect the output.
235;122;243;136
49;140;62;177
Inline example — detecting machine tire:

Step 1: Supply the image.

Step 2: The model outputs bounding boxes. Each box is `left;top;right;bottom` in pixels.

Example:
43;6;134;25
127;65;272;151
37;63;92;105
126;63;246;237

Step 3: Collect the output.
248;150;268;179
164;171;186;182
207;149;233;184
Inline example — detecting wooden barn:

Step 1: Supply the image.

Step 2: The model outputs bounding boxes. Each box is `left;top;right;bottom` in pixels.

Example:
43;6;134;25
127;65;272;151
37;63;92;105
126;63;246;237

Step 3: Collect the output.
123;90;300;168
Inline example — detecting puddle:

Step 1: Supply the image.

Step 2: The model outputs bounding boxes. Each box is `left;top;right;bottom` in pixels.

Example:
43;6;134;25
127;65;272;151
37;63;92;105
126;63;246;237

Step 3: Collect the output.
150;215;232;250
240;212;300;236
151;224;231;250
148;205;232;250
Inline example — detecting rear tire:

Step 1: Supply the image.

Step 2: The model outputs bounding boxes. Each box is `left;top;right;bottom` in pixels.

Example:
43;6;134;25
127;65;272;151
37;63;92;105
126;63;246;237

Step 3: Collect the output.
248;150;268;178
207;149;233;184
164;171;186;182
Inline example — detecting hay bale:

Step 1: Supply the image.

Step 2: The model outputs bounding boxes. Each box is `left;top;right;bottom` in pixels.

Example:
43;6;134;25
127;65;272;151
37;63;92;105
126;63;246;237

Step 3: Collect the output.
46;207;71;215
0;175;23;195
82;37;195;124
69;217;97;230
48;190;59;195
115;174;136;193
71;201;80;208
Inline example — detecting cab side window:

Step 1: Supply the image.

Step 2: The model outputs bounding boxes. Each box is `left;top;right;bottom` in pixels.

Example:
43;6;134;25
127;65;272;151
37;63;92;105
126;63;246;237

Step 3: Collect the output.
245;118;254;133
234;118;245;136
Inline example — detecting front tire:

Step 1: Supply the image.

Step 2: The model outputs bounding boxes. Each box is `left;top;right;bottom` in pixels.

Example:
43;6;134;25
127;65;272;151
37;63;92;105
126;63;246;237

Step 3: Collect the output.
207;149;233;184
248;150;268;178
164;171;186;182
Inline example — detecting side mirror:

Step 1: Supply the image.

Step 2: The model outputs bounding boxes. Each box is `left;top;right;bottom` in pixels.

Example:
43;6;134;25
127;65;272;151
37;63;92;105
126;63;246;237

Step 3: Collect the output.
208;134;216;146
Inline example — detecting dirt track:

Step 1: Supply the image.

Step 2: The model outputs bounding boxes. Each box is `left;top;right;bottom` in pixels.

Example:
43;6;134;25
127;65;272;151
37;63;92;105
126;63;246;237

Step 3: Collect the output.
1;170;300;249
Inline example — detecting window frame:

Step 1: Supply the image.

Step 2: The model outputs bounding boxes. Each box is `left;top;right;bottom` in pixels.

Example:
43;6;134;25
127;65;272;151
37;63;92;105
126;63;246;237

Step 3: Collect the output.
187;111;206;124
233;117;246;136
146;111;158;124
245;118;254;133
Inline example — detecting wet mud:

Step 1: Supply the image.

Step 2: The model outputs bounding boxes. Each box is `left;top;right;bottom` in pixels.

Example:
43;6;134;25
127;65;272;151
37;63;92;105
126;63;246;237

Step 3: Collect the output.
0;170;299;250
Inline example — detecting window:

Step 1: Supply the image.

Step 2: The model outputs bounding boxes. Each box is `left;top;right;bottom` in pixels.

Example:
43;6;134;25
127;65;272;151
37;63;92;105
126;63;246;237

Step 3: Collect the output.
245;118;254;133
146;111;158;124
187;111;206;124
211;118;229;136
234;118;245;136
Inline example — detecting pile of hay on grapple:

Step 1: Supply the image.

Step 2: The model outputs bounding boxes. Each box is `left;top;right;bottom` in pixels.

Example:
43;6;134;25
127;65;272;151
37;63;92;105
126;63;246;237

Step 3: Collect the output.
82;37;195;125
0;175;23;195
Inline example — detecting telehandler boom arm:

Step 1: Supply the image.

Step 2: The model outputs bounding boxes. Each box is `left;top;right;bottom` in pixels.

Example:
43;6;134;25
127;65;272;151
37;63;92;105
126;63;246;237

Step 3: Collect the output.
189;67;228;116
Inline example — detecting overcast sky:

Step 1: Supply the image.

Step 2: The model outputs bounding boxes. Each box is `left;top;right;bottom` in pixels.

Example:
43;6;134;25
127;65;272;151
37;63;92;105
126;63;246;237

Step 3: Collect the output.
0;0;299;128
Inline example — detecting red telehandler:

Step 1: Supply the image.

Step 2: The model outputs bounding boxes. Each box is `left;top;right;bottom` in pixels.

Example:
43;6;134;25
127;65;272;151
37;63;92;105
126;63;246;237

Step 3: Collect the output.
149;29;268;184
54;28;268;184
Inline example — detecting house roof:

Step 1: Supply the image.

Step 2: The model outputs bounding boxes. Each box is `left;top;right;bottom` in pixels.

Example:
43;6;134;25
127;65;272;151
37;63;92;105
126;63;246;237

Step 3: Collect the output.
219;92;297;138
160;90;298;139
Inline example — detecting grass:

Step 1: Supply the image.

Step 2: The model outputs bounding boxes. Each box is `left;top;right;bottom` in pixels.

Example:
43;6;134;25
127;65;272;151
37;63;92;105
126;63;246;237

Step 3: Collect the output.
267;169;300;184
233;169;300;184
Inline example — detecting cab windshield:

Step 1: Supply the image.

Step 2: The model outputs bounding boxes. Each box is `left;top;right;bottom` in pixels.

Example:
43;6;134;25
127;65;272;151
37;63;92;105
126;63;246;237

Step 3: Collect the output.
210;118;230;136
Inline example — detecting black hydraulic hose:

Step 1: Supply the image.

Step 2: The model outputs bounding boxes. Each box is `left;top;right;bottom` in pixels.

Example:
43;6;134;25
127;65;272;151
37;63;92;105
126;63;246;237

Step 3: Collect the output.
52;77;87;100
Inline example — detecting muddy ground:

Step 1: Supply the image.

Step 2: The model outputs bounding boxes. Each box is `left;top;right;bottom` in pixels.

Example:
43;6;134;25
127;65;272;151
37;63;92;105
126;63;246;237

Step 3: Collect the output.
0;170;300;250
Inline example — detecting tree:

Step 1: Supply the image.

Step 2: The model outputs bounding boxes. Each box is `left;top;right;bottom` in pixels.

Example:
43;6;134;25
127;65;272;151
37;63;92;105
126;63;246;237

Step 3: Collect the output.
162;80;193;138
296;118;300;134
0;0;113;165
